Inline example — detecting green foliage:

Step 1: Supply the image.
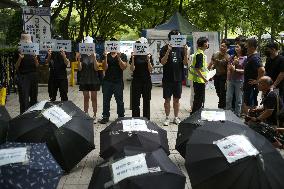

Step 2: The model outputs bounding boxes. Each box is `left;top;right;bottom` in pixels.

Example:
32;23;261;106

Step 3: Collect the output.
6;10;22;46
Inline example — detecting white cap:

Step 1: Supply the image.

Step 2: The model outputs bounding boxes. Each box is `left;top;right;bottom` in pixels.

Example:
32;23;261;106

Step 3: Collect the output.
138;37;148;44
84;36;93;43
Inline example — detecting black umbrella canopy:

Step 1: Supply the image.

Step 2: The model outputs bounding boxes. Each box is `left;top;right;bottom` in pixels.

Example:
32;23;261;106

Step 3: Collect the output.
89;148;185;189
7;100;95;172
185;121;284;189
0;106;10;144
176;109;245;158
0;142;63;189
100;117;169;159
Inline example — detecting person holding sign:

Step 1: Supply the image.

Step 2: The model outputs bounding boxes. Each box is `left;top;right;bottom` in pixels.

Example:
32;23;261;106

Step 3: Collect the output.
45;35;70;102
16;33;39;114
160;30;188;126
99;38;128;124
189;37;209;114
78;36;100;123
130;38;154;120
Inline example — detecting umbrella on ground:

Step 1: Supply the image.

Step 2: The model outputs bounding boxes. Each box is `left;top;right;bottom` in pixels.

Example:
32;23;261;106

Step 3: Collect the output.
100;117;169;159
89;147;185;189
7;100;95;172
185;121;284;189
0;142;63;189
0;106;10;144
176;109;245;158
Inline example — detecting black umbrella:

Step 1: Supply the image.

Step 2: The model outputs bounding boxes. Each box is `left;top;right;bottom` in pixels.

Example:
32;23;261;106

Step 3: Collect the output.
7;100;95;172
89;147;185;189
0;142;63;189
176;109;245;158
100;117;169;159
0;106;10;144
185;121;284;189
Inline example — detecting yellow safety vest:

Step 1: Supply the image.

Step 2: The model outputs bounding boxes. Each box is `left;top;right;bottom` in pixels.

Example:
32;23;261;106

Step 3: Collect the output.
188;49;208;83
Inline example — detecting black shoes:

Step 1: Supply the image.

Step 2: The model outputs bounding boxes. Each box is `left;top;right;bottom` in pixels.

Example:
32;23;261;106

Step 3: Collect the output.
99;117;109;124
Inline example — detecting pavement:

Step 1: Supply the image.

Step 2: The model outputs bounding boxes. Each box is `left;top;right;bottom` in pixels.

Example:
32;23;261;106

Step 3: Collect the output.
4;78;284;189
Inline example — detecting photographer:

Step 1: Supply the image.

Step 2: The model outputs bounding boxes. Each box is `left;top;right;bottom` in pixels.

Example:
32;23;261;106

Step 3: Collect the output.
246;76;283;127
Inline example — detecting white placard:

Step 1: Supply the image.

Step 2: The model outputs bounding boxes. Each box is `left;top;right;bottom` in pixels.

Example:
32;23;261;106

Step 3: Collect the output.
0;147;28;166
133;43;149;55
201;111;225;121
24;100;48;114
40;39;56;51
54;40;72;52
18;43;39;55
79;43;96;54
122;119;152;132
42;106;72;128
206;69;216;80
112;153;149;184
214;135;259;163
170;35;187;47
105;41;120;52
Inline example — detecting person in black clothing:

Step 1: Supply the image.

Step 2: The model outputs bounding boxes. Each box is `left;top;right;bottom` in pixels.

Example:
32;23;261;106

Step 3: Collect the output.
247;76;283;126
130;39;154;120
243;38;265;114
99;38;128;124
264;42;284;100
16;33;39;114
45;36;70;101
160;30;188;126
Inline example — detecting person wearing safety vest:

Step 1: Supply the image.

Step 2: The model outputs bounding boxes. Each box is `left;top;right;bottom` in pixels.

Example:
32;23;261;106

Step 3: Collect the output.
189;37;209;114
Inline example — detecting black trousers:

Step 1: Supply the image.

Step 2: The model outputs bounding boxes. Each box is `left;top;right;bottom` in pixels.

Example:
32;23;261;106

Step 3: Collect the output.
191;82;205;114
131;79;152;120
17;72;38;114
48;77;68;101
214;75;227;109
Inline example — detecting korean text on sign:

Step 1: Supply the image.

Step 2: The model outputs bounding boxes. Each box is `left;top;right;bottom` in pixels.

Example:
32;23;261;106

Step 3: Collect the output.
133;43;149;55
170;35;187;47
79;43;96;55
105;41;120;52
18;43;39;55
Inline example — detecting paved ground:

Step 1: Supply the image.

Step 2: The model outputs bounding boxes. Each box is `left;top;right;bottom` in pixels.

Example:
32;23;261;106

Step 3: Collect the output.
4;77;283;189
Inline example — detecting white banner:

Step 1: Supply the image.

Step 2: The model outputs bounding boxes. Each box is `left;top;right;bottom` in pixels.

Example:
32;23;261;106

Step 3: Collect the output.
206;69;216;80
214;135;259;163
170;35;187;47
105;41;120;52
201;111;225;121
79;43;96;54
24;100;48;114
54;40;72;52
133;43;149;55
40;39;56;51
18;43;39;55
112;153;149;184
0;147;28;166
23;6;51;43
42;106;72;128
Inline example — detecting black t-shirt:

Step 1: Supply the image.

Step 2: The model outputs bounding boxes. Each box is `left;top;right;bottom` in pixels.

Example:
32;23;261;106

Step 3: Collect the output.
160;46;185;82
265;55;284;87
103;53;127;82
244;53;263;85
130;55;154;81
47;52;67;79
262;90;283;125
18;54;37;74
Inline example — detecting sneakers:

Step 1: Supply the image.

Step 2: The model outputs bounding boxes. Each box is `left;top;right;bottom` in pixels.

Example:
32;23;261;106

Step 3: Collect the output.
99;117;109;124
93;116;97;124
173;117;181;125
163;117;170;126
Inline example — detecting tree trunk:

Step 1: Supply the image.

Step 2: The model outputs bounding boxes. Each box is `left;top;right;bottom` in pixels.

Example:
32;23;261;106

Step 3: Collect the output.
224;21;228;39
77;1;86;42
179;0;183;14
160;0;172;24
26;0;38;6
43;0;54;7
51;0;66;21
59;0;73;39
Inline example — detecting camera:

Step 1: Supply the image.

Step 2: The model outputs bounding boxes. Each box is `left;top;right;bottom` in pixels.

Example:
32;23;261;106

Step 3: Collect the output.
244;110;260;122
